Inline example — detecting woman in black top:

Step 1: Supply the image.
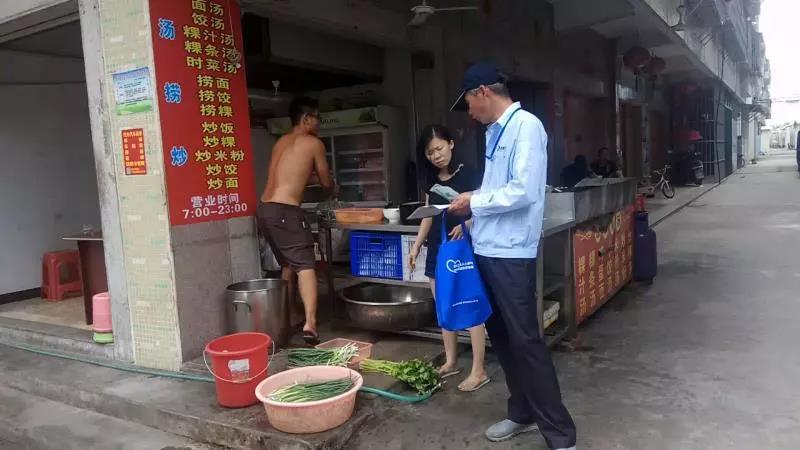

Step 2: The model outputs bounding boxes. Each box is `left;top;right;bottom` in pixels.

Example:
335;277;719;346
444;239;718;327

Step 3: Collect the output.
408;125;489;392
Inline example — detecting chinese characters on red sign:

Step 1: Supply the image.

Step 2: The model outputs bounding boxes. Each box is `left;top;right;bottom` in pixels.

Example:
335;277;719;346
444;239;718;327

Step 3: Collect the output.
149;0;255;225
122;128;147;175
573;204;634;325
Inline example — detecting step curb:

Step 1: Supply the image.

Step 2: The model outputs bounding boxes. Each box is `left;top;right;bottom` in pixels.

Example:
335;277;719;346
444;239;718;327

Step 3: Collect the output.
0;344;373;450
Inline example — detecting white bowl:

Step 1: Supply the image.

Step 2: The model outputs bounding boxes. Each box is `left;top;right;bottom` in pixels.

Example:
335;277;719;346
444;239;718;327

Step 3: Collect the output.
383;208;401;224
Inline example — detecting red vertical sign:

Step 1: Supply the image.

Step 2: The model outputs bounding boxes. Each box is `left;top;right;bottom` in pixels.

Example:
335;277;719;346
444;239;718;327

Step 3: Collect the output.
149;0;256;225
122;128;147;175
573;204;634;325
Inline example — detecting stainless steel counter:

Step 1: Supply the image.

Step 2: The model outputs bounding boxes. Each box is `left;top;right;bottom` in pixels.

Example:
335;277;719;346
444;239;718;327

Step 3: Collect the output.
542;217;576;238
315;181;636;347
320;218;577;238
319;222;419;233
545;178;637;224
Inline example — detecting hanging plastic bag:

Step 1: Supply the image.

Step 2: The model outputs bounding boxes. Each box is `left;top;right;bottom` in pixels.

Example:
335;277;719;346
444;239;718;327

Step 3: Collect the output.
434;211;492;331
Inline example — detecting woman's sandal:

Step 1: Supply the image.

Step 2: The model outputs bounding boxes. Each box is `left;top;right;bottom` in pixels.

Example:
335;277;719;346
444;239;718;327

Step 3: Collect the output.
302;330;320;345
438;368;462;379
458;377;491;392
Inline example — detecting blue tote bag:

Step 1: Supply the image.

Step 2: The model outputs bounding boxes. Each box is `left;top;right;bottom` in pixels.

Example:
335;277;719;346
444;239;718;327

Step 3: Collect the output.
434;212;492;331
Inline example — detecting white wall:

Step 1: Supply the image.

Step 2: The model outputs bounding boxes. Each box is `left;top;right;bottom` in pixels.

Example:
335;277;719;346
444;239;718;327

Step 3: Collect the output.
0;0;71;23
0;0;76;43
0;56;99;294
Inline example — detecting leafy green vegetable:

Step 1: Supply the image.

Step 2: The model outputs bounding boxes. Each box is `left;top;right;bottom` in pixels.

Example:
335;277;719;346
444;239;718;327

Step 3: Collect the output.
268;378;354;403
287;344;358;367
360;358;441;395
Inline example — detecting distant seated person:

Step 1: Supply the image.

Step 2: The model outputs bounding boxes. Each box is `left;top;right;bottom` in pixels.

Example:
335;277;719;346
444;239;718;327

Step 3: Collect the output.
560;155;592;188
591;147;621;178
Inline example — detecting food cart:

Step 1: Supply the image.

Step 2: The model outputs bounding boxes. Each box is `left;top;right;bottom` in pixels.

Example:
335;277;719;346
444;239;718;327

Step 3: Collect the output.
316;178;637;346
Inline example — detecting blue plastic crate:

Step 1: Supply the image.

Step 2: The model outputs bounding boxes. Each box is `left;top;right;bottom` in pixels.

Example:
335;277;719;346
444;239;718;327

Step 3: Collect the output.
350;232;403;280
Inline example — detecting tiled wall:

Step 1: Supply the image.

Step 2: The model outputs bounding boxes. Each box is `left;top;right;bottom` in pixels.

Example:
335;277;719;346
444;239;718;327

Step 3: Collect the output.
96;0;181;370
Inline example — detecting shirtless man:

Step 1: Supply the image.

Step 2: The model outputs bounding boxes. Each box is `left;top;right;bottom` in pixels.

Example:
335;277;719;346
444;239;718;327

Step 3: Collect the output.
259;96;335;344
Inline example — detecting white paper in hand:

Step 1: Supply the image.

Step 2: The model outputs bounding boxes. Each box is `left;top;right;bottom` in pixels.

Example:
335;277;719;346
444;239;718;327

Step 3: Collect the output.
406;204;449;220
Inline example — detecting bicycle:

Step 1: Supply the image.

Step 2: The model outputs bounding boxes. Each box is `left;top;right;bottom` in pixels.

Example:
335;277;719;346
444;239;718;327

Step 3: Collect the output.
638;165;675;199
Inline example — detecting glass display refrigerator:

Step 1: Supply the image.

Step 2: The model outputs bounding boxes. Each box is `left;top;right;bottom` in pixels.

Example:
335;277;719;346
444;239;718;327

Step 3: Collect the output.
267;106;410;207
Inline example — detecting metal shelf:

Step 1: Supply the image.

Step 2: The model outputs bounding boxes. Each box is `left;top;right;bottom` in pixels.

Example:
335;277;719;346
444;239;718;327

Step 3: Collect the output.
331;266;429;289
340;181;385;186
338;168;383;174
337;148;384;156
322;223;419;233
545;324;570;347
543;275;566;297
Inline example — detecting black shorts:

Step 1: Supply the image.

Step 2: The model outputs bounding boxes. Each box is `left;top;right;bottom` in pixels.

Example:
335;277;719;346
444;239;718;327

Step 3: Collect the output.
424;244;438;279
258;202;316;271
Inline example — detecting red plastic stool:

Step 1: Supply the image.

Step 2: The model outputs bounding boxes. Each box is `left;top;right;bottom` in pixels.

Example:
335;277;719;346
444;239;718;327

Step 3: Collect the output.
41;250;83;301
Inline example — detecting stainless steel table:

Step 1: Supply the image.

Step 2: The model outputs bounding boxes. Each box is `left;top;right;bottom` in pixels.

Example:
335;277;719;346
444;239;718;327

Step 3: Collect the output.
318;219;577;347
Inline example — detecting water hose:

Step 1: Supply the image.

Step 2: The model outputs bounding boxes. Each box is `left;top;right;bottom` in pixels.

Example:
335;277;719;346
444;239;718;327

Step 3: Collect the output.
0;340;215;383
0;340;434;403
358;386;432;403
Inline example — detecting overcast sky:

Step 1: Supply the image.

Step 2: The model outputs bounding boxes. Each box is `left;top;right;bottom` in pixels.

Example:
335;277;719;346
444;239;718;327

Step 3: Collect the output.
761;0;799;124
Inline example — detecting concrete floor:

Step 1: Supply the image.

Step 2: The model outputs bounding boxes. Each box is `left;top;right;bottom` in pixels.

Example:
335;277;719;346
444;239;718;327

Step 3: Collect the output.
0;438;22;450
646;183;716;225
350;151;800;450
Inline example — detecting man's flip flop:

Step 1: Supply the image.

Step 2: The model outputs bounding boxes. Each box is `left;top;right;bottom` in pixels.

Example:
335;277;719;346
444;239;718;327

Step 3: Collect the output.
303;330;320;345
439;368;462;379
458;377;491;392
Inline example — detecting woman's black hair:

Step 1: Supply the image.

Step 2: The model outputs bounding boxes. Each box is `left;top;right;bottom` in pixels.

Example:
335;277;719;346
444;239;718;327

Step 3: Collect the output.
417;124;457;186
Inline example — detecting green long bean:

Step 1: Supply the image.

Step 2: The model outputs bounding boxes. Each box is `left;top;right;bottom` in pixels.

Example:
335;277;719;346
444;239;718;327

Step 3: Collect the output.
287;344;359;367
269;378;355;403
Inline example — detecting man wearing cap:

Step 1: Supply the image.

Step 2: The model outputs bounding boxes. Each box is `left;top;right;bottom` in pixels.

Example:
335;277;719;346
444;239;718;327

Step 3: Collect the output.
449;63;577;450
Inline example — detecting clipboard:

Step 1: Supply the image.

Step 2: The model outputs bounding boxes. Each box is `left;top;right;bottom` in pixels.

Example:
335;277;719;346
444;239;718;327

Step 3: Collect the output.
406;204;449;220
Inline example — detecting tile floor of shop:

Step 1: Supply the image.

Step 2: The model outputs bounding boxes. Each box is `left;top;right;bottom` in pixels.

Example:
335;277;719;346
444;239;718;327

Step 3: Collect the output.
0;297;89;331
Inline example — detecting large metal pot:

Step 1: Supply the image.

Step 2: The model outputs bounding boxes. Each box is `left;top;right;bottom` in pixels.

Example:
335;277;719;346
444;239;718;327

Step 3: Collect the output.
226;279;290;347
339;283;435;331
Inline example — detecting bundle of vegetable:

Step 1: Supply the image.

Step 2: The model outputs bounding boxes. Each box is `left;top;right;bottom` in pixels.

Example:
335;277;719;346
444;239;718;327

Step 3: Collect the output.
268;377;354;403
287;344;358;367
360;358;441;395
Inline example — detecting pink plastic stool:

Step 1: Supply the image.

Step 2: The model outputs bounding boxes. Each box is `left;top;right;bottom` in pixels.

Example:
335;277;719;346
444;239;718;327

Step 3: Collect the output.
92;292;112;333
41;251;83;301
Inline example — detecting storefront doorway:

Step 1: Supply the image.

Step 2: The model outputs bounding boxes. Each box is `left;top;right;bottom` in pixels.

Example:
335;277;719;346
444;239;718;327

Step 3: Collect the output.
621;103;644;178
0;22;102;336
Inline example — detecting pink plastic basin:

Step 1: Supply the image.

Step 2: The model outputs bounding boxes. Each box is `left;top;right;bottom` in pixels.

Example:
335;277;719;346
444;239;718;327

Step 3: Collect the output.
255;366;363;434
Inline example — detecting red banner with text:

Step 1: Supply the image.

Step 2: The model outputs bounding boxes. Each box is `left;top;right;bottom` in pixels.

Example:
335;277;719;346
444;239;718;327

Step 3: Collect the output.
149;0;256;225
573;205;634;325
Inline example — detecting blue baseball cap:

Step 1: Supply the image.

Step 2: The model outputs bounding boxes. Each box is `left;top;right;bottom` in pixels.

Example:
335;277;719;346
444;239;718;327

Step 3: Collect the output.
450;62;507;111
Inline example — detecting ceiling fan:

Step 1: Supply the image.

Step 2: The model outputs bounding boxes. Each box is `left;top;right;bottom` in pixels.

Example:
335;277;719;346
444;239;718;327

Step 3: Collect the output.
408;0;486;27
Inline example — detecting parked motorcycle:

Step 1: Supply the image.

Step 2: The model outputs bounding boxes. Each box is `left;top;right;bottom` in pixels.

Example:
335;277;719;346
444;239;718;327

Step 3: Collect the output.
686;144;705;185
675;145;704;186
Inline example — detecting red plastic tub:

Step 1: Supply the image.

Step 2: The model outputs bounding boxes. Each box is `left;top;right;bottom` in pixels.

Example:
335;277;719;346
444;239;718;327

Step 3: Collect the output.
204;332;273;408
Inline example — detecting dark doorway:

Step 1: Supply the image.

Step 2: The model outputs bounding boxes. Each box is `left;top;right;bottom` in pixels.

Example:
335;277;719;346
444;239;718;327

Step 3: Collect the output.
621;104;643;178
724;107;734;176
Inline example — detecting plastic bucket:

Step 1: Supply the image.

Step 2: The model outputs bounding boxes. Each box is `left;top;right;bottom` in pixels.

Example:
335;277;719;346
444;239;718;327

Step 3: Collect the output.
92;292;112;333
204;332;273;408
